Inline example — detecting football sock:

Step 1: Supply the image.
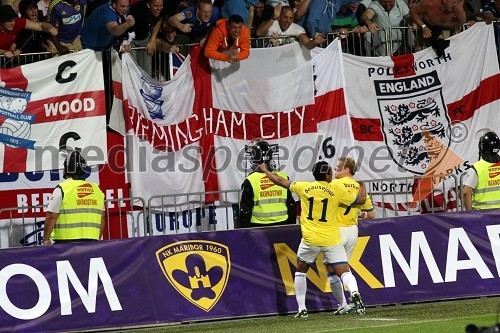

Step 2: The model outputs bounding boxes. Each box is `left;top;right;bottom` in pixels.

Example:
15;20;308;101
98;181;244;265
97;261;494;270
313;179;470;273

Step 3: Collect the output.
340;271;359;295
294;272;307;311
328;272;347;307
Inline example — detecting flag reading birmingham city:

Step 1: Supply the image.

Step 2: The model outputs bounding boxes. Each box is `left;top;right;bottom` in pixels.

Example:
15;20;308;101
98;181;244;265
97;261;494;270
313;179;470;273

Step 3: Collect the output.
116;41;354;206
0;50;107;173
342;23;500;215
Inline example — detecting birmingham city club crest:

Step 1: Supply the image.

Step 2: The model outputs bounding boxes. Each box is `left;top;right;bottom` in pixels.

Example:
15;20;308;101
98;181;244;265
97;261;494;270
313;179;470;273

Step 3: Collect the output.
156;240;231;311
375;71;451;175
0;86;36;149
139;77;164;120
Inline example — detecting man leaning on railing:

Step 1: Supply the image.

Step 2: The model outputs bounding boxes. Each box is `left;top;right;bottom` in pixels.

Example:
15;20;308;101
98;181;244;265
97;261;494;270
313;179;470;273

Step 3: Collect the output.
255;5;325;49
0;4;57;59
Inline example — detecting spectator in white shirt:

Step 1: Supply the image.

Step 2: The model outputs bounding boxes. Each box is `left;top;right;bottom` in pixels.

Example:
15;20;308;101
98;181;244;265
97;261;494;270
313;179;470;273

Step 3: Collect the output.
255;5;324;49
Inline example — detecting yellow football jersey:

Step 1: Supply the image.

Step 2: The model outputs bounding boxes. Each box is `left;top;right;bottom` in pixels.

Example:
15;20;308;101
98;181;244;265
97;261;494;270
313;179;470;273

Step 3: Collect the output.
335;177;373;227
290;180;357;246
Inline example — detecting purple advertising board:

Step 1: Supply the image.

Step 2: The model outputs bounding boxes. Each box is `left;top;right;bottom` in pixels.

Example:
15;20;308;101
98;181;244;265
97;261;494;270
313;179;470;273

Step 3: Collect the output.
0;210;499;332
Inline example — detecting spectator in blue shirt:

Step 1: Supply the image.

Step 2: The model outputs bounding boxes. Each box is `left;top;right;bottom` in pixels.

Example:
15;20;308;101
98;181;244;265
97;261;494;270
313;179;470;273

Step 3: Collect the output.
168;0;219;45
221;0;259;26
81;0;135;51
304;0;356;37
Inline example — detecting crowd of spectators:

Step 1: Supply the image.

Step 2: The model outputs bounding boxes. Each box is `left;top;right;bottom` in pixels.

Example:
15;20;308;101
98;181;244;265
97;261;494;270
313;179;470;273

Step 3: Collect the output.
0;0;498;71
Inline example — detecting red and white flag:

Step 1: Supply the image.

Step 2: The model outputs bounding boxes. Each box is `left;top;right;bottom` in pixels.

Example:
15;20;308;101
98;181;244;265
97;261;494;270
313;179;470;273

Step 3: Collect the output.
115;42;352;205
343;23;500;213
0;50;107;173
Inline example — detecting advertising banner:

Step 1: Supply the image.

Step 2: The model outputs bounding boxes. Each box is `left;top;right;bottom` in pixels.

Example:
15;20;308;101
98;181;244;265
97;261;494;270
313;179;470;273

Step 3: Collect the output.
1;210;499;332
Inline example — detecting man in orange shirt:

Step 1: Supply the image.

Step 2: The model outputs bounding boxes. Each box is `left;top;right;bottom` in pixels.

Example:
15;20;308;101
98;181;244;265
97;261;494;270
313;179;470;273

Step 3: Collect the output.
204;14;250;63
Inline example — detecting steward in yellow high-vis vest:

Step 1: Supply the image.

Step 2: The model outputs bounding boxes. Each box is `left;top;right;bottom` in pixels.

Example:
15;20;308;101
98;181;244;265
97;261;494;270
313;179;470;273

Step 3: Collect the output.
43;151;105;245
239;140;296;228
464;131;500;211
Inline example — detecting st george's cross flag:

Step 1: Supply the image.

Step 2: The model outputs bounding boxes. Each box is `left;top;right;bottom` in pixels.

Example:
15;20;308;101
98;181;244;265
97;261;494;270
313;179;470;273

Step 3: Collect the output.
342;23;500;213
112;41;353;205
0;50;107;173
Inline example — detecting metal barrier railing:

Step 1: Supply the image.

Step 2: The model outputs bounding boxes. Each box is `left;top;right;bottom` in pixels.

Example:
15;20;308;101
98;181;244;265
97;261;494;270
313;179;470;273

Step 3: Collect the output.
0;196;147;248
0;51;53;69
0;171;476;249
0;204;47;248
1;22;497;84
147;189;241;235
104;196;147;239
363;173;460;216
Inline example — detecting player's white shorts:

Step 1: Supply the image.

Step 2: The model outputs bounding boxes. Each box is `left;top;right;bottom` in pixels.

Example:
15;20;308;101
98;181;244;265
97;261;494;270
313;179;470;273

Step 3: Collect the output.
340;225;358;259
297;240;348;265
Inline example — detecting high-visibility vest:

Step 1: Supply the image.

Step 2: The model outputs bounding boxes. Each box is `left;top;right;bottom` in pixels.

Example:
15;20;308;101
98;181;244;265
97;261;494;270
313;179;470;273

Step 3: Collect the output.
52;179;104;240
472;160;500;210
247;171;289;224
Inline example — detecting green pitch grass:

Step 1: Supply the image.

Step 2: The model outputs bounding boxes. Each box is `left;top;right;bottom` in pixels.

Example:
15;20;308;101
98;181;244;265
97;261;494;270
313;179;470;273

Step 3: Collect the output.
119;297;500;333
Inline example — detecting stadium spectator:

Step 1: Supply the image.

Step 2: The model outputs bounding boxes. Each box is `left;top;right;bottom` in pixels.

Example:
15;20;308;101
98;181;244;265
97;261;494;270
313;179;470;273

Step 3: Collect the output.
238;139;296;228
260;161;367;318
129;0;164;75
168;0;219;45
332;2;360;31
46;0;86;52
326;157;375;315
0;4;57;59
331;2;368;54
152;16;179;80
43;151;105;245
5;0;22;14
268;0;290;7
15;0;56;54
361;0;413;56
85;0;108;18
204;14;250;63
36;0;49;16
293;0;309;24
463;131;500;211
221;0;259;26
304;0;335;37
409;0;466;56
163;0;188;16
155;15;179;52
463;0;482;23
248;0;274;37
255;5;325;48
81;0;135;51
482;0;499;23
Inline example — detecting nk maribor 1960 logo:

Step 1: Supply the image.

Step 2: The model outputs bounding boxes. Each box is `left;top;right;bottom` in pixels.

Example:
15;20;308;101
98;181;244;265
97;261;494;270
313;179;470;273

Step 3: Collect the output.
156;240;231;311
375;71;451;175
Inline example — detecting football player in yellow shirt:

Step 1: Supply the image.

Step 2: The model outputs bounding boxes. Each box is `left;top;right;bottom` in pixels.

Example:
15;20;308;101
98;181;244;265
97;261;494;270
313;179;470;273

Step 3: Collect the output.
327;157;375;315
259;161;367;318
